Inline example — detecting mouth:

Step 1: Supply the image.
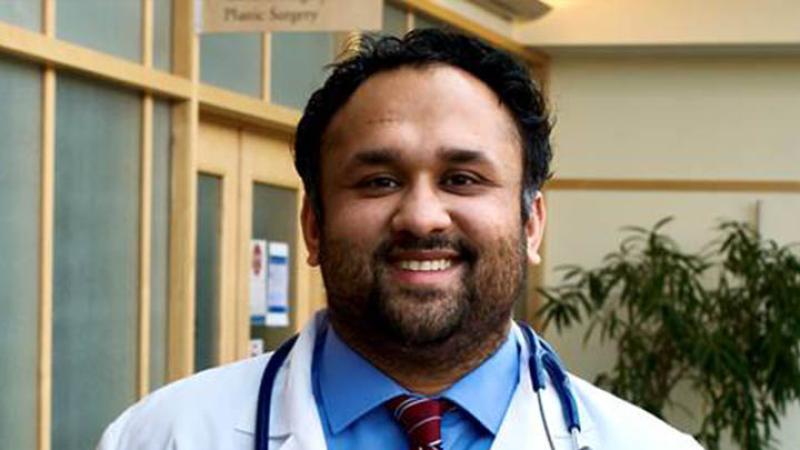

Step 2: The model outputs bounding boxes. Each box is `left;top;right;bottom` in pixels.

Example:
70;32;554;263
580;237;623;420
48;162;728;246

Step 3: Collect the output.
386;250;463;286
396;258;454;272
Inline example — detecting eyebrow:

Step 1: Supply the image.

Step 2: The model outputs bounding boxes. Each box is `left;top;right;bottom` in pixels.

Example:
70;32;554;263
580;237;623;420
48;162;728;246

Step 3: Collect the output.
350;148;398;167
346;147;493;168
438;148;493;165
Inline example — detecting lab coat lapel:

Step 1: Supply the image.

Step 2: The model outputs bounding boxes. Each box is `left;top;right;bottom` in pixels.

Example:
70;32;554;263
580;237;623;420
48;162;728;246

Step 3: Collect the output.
277;312;328;450
490;324;600;450
488;357;541;450
234;312;328;450
491;325;554;450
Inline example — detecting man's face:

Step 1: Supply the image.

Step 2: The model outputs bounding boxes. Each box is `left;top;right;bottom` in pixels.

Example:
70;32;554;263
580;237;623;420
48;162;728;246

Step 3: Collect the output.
302;65;545;346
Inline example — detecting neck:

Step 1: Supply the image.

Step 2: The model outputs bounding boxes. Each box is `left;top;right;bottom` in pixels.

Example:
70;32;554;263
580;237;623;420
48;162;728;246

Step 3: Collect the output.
330;316;511;396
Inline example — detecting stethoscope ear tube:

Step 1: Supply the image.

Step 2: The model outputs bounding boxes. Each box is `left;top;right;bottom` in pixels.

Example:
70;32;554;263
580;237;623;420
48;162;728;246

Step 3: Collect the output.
517;321;587;450
542;353;581;433
255;334;298;450
518;322;547;391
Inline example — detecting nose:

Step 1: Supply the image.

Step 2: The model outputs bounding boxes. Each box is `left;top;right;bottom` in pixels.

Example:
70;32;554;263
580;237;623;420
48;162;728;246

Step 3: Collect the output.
390;181;452;237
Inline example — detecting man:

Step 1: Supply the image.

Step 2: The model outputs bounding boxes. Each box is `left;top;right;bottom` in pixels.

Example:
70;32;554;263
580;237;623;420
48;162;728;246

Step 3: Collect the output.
98;29;702;449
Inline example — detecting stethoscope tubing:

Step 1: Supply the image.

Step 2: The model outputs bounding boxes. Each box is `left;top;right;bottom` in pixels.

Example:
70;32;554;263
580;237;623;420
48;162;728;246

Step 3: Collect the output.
254;322;586;450
255;334;297;450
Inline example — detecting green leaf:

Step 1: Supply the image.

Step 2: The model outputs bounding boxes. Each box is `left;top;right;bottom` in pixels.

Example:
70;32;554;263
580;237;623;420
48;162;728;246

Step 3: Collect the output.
537;217;800;450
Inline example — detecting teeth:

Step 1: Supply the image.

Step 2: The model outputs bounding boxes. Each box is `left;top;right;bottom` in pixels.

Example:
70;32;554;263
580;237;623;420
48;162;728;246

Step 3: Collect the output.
398;259;453;271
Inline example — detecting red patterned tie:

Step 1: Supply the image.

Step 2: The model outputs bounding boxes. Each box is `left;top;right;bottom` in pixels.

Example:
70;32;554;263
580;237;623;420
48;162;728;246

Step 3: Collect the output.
386;395;448;450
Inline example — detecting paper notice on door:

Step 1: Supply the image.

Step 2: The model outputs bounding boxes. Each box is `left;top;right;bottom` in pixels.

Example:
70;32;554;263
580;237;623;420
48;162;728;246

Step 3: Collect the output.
249;338;265;357
266;241;290;327
250;240;268;325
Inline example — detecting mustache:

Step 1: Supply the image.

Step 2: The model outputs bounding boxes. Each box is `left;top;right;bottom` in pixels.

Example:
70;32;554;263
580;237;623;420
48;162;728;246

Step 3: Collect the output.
374;232;479;263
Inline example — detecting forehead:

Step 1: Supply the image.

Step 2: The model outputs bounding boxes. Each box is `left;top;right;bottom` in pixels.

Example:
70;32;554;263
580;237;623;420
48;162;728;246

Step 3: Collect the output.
321;65;521;166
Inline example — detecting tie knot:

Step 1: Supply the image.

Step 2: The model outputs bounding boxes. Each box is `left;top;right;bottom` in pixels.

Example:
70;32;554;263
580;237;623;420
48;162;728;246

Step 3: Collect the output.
386;395;449;450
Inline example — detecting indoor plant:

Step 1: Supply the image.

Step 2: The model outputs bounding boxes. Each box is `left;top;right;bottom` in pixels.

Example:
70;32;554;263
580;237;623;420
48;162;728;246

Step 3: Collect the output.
537;218;800;450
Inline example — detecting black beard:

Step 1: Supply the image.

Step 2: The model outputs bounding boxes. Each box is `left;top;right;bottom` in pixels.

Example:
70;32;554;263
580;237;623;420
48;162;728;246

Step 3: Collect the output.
319;228;527;372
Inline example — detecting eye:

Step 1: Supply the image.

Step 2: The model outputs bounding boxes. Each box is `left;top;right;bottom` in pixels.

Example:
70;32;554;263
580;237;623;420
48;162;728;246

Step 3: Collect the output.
358;176;401;191
442;172;480;187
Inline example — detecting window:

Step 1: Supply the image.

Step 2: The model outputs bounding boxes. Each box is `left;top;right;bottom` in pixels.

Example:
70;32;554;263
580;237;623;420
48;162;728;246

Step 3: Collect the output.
57;0;142;62
53;75;141;450
0;55;41;450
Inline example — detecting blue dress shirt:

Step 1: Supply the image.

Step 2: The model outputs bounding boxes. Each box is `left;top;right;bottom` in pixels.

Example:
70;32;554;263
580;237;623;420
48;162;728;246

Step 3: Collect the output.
312;325;520;450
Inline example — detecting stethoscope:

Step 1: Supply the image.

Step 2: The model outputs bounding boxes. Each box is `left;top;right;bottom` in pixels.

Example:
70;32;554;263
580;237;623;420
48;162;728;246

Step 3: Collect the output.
254;320;590;450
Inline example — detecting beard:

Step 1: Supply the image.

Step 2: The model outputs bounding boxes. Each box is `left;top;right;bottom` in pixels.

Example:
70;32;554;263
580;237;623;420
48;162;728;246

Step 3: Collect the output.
319;226;527;359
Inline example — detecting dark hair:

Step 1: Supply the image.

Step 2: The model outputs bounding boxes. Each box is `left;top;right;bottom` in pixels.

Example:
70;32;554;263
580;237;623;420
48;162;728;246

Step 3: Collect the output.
294;28;551;222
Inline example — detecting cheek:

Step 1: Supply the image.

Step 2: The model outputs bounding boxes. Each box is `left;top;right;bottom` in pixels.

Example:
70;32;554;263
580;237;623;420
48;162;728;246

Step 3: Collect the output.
449;199;521;240
324;196;394;243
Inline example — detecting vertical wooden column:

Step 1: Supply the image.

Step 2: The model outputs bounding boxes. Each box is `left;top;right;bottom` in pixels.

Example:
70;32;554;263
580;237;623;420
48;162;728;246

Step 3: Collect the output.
219;142;240;365
37;2;55;449
38;63;56;450
405;5;415;30
168;0;200;381
137;0;155;399
236;137;252;359
139;97;154;395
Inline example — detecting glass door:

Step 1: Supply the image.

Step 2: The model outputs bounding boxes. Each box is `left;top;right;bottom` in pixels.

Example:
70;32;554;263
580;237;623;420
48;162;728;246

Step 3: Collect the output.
195;119;240;370
238;128;310;357
195;118;322;369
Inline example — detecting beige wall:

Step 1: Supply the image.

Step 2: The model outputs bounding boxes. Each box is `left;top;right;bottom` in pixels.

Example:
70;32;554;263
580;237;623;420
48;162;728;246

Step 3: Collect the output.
515;0;800;47
541;54;800;448
549;55;800;181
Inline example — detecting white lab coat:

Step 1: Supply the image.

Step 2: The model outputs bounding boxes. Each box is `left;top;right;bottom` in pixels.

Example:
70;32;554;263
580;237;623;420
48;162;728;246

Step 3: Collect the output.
97;313;702;450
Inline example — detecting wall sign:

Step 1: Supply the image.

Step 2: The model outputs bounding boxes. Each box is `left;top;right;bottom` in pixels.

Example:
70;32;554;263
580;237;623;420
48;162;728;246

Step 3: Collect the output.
199;0;383;33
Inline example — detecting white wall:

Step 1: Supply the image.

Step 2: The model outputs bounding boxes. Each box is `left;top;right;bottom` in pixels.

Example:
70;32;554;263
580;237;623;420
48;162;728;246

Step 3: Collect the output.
542;54;800;449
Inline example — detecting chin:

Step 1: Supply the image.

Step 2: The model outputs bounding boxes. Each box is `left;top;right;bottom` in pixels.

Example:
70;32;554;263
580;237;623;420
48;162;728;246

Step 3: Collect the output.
376;288;469;346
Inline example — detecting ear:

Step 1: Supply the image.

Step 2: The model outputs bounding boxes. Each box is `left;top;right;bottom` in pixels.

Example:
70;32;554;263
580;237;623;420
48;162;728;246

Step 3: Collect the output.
301;196;321;267
524;191;546;265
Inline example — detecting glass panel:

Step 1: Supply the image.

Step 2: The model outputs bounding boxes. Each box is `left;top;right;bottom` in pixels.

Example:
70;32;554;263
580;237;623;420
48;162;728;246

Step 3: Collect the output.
414;13;447;30
53;75;141;450
150;99;171;390
200;33;262;97
0;56;40;450
250;183;298;351
271;32;334;110
383;2;406;36
195;174;222;371
57;0;141;62
153;0;173;71
0;0;41;30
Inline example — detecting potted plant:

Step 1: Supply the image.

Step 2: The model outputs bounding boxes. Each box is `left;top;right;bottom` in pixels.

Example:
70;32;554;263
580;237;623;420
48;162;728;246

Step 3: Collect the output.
537;218;800;450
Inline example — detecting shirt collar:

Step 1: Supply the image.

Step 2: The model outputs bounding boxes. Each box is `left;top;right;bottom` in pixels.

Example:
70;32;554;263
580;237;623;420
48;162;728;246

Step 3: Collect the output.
441;329;520;434
318;324;520;436
318;325;407;434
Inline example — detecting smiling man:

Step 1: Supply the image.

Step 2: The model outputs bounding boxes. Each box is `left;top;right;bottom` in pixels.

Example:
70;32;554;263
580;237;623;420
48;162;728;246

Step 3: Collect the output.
98;30;702;450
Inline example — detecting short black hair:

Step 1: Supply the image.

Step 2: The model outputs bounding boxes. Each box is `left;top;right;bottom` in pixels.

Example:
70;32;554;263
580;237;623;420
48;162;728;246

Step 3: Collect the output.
294;28;551;222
